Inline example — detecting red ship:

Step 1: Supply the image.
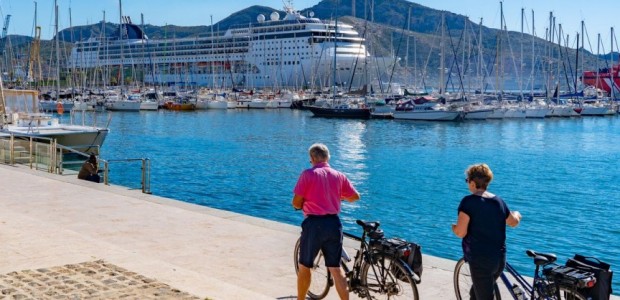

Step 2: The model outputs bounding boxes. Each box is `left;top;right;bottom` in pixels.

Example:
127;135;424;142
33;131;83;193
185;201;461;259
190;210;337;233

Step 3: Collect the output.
581;64;620;94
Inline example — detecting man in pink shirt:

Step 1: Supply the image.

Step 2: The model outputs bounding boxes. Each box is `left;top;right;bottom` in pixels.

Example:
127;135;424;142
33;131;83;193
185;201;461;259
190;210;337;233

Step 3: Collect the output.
292;143;360;300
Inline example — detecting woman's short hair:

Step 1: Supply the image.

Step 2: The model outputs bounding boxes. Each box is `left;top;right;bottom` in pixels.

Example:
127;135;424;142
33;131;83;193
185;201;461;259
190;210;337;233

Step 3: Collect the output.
308;143;330;162
89;154;97;163
465;163;493;189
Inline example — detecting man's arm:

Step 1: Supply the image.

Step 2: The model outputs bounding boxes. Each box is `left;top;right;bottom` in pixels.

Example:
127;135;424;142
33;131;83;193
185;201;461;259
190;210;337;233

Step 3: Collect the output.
451;211;470;238
506;211;521;227
292;194;304;210
343;192;360;202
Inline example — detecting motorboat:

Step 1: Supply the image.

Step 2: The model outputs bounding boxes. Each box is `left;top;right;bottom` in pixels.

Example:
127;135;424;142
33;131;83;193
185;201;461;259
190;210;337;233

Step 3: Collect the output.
1;89;109;153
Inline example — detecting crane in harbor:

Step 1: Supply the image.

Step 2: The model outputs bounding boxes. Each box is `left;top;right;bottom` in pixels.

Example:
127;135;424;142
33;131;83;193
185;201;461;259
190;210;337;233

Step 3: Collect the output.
27;26;43;84
1;15;13;81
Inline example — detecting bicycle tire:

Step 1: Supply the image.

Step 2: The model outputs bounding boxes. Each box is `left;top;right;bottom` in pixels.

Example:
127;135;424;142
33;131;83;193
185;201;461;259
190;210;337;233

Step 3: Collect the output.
294;238;331;299
557;287;587;300
454;258;501;300
360;255;419;300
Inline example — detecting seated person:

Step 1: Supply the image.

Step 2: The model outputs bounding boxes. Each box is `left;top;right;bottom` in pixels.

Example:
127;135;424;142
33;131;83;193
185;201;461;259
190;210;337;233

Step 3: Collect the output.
78;154;100;183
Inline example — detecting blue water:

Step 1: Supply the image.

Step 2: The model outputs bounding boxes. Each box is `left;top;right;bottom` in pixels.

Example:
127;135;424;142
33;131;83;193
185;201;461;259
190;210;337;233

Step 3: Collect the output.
88;110;620;293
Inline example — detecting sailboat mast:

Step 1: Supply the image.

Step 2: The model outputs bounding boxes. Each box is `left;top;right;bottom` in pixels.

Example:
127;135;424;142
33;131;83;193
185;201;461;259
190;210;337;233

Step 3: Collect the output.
439;13;445;95
531;10;534;97
611;27;615;99
55;0;60;100
478;18;483;93
520;8;524;97
101;11;105;88
406;6;410;85
580;20;584;92
119;0;124;89
333;4;338;99
210;15;215;89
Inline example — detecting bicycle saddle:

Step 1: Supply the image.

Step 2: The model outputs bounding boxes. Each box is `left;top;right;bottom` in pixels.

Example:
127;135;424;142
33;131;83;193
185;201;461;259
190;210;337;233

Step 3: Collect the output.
356;220;380;232
526;250;557;265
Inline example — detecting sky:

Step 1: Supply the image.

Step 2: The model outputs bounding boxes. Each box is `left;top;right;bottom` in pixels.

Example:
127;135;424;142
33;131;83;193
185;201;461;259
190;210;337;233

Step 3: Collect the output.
0;0;617;52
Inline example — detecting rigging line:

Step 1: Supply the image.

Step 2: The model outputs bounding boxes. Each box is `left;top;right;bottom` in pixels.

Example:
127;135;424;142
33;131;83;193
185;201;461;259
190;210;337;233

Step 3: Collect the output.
347;18;368;93
385;15;408;95
444;21;466;97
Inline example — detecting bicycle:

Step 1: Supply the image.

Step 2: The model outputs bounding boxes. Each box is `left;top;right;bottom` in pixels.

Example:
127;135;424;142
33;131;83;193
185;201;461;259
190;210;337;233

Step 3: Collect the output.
294;219;420;299
454;249;596;300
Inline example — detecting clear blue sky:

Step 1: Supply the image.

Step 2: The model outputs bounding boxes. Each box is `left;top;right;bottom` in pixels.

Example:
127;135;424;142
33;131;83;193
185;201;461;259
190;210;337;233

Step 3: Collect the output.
1;0;617;52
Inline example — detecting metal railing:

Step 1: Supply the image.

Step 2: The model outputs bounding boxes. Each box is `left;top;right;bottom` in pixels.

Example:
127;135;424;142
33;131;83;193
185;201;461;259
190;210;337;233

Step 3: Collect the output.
103;158;151;194
0;132;151;194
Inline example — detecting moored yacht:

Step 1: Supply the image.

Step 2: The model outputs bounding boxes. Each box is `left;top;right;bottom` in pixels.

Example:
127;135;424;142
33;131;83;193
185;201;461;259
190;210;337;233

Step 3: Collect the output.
1;89;109;153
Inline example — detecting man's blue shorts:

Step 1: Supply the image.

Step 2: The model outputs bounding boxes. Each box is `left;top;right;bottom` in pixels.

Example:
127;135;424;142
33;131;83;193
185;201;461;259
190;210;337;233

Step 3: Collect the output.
298;214;343;268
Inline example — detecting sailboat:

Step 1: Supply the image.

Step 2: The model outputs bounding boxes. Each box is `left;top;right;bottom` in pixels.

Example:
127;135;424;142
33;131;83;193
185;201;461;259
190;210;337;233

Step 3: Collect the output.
307;4;371;119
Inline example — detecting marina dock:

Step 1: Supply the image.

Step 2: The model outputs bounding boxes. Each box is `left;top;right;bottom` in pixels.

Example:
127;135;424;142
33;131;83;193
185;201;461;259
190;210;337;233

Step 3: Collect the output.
1;164;617;299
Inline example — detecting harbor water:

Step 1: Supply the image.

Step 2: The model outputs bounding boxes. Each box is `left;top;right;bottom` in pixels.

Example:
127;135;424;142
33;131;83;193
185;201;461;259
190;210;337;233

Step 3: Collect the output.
76;109;620;292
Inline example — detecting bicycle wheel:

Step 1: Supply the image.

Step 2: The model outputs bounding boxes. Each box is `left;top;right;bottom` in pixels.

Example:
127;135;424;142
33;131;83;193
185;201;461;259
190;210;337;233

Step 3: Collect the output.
360;255;419;299
294;238;331;299
558;287;587;300
454;258;501;300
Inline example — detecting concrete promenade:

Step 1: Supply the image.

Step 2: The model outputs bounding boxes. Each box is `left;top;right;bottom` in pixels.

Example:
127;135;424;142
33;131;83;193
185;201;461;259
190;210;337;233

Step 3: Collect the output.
1;164;616;299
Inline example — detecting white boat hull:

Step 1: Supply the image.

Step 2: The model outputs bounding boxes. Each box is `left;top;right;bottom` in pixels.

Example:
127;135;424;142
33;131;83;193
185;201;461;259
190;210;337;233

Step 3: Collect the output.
525;108;551;118
266;100;292;108
393;110;463;121
106;100;141;111
464;109;494;120
487;108;507;119
207;100;229;109
504;108;527;118
140;101;159;111
580;106;616;116
548;106;579;117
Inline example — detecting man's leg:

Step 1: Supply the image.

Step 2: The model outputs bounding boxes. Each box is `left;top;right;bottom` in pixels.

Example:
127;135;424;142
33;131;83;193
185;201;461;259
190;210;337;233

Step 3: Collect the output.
297;264;311;300
328;267;349;300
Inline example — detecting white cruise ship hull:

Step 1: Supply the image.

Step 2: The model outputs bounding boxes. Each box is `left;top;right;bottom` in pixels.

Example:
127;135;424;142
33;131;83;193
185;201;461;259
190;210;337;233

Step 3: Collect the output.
68;7;392;89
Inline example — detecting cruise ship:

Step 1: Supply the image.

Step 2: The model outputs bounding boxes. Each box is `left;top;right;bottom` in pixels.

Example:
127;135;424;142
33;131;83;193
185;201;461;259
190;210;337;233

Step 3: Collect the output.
69;4;391;89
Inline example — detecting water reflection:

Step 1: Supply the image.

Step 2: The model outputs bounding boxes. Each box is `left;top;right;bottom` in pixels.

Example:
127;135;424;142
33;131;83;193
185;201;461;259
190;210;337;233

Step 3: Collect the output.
334;121;368;184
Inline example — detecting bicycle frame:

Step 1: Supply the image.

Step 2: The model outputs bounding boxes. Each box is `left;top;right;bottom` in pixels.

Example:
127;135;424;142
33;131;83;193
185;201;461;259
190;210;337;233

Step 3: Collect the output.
499;262;536;299
342;231;366;289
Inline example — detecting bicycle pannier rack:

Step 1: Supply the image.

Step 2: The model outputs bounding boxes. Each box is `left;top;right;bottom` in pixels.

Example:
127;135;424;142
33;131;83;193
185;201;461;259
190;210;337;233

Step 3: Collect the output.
542;265;597;289
370;238;423;284
566;254;613;300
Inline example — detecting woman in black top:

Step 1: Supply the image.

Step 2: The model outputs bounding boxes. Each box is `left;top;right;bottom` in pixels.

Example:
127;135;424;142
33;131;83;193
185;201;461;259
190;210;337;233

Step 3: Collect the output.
452;163;521;300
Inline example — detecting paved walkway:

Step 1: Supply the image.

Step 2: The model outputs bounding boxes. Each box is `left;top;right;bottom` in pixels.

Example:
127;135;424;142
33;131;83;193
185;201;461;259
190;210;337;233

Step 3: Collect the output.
0;164;616;299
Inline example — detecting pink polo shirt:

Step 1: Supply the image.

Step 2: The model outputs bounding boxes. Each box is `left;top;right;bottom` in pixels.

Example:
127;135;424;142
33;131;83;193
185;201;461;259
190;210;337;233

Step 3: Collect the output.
293;162;358;216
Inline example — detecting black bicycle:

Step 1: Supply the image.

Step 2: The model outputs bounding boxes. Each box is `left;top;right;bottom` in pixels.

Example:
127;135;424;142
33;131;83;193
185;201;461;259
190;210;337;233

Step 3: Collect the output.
294;220;420;299
454;250;596;300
